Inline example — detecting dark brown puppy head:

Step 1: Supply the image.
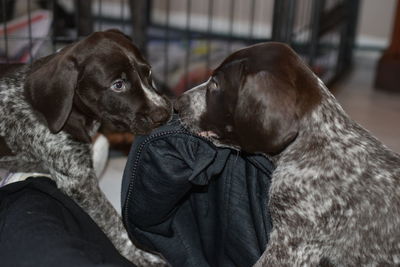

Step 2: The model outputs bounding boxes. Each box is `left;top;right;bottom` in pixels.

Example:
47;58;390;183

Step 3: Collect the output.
24;29;172;143
175;42;321;155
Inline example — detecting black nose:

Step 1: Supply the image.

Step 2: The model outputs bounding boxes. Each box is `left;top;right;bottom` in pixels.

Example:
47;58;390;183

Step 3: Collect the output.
149;108;171;124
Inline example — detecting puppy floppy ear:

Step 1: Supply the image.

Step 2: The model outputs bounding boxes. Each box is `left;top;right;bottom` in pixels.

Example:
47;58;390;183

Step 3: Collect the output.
24;50;79;133
235;71;299;155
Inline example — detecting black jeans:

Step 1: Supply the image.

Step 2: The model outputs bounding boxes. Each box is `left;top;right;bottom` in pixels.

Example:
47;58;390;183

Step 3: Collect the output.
121;115;274;267
0;117;274;267
0;177;135;267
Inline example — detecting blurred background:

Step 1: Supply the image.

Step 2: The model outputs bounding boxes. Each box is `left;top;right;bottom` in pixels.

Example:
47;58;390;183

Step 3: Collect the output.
1;0;363;90
1;0;399;211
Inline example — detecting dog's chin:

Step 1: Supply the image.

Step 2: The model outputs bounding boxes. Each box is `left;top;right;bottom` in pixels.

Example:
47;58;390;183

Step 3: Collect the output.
208;135;241;151
198;130;220;139
178;116;239;150
197;130;221;143
184;125;241;151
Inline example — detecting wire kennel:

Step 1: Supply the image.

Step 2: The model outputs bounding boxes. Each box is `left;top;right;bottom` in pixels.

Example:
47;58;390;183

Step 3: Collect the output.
0;0;360;96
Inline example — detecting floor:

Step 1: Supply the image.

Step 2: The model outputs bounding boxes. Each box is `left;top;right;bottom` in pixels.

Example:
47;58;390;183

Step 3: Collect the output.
334;51;400;153
100;50;400;213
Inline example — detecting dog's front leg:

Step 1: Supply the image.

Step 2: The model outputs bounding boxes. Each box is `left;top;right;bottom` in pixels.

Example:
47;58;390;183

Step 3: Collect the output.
254;229;326;267
62;171;168;266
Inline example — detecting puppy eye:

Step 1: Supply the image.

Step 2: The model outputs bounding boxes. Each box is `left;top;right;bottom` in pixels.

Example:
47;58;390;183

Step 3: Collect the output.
209;79;218;91
111;78;127;92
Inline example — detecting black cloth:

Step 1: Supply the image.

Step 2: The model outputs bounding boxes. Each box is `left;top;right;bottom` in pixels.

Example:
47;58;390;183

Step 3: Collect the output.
0;177;135;267
121;116;274;267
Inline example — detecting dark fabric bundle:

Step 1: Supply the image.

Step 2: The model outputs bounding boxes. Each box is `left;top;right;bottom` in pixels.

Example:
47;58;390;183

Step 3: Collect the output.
0;177;135;267
122;116;274;267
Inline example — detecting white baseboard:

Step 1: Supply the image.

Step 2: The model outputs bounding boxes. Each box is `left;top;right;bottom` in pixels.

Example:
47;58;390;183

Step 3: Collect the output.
356;35;389;49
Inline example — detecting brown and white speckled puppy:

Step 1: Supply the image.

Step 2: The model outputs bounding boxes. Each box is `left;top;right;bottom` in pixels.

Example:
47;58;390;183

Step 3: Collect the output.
175;42;400;266
0;30;171;266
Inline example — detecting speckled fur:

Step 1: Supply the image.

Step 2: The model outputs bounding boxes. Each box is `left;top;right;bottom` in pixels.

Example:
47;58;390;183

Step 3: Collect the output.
255;78;400;266
177;43;400;265
0;66;167;266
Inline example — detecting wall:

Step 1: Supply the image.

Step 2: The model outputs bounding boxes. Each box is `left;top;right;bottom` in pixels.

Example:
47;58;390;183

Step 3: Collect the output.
357;0;397;48
153;0;397;49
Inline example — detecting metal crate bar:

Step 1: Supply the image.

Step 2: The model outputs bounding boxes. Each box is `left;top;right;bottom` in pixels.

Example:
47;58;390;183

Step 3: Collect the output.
1;0;9;64
0;0;360;90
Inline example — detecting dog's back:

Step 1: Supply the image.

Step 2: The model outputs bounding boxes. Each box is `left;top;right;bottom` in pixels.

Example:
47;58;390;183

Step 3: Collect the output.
0;65;45;173
269;85;400;265
174;42;400;266
0;64;92;186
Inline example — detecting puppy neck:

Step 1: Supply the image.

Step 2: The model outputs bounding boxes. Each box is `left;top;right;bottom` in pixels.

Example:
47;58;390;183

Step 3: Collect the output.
276;79;387;168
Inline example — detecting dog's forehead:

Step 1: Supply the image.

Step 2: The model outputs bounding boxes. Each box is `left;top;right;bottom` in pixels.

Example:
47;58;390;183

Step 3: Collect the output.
110;38;148;66
84;31;150;67
214;42;298;76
